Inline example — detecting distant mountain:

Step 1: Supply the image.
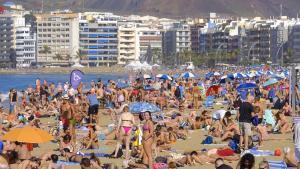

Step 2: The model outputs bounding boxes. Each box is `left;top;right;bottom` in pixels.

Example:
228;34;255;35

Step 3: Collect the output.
1;0;300;18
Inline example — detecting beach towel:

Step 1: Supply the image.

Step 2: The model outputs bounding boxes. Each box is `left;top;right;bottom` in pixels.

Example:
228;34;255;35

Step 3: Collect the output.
247;149;274;156
263;109;276;127
57;160;80;166
293;116;300;124
85;153;110;157
268;160;287;169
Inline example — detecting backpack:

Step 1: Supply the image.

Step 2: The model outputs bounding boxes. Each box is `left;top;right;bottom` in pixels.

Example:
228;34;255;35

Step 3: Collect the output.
174;86;180;98
201;136;213;144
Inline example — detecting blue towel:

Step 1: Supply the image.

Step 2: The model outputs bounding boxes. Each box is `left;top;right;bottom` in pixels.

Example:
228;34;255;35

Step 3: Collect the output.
85;153;110;157
57;160;80;166
268;160;287;169
249;149;273;156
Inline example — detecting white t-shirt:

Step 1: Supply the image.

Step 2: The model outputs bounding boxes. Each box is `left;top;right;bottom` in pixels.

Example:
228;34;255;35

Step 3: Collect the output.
294;123;300;149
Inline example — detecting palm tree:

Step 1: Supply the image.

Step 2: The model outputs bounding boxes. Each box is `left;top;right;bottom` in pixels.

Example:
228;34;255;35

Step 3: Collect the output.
41;45;51;61
54;53;63;61
75;50;87;61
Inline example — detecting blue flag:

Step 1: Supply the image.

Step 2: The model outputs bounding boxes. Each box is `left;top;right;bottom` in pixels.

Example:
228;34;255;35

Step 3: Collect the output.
70;69;84;89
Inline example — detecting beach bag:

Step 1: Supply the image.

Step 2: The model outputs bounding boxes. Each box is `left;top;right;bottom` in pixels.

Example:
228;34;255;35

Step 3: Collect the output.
229;140;238;151
201;136;213;144
174;86;180;98
252;116;259;126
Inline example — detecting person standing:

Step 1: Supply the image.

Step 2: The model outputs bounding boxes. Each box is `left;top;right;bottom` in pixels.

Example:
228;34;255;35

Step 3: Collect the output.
87;88;99;124
238;95;254;150
294;122;300;169
9;89;17;114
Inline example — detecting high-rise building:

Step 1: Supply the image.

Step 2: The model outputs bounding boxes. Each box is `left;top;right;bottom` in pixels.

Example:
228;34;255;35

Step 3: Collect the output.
35;12;79;66
79;13;119;67
137;27;162;64
190;24;204;53
162;23;191;61
289;24;300;60
118;23;140;64
15;25;36;67
0;12;25;68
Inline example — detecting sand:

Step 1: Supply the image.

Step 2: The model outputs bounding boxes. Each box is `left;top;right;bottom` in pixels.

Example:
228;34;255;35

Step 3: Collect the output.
30;104;294;169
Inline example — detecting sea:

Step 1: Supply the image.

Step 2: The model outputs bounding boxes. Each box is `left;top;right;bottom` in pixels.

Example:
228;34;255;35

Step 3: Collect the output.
0;73;128;103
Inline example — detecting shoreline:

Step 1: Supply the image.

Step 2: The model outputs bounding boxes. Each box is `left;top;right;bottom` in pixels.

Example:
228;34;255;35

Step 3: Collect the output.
0;66;131;74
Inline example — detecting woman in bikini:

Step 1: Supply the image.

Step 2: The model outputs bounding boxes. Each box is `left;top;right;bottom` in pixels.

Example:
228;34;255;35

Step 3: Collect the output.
61;148;82;163
142;111;154;168
113;105;135;160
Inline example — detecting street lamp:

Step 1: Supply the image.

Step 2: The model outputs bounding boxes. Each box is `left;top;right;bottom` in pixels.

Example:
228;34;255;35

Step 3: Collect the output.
215;43;225;64
247;41;259;65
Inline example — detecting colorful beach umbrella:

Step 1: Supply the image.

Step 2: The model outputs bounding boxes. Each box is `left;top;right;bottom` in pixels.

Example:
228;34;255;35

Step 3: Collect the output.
181;72;195;79
263;78;278;87
236;83;258;91
129;102;161;114
2;126;53;143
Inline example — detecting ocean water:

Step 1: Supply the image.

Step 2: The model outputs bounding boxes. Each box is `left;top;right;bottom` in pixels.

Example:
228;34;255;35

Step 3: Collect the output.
0;73;128;101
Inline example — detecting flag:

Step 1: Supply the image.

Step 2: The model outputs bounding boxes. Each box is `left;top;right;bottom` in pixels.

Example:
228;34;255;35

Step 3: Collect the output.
70;69;84;89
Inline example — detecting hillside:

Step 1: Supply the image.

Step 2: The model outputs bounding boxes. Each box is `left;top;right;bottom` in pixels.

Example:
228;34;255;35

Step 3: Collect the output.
1;0;300;18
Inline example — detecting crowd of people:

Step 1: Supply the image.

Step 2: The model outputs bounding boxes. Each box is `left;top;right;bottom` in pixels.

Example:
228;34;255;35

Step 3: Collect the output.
0;66;299;169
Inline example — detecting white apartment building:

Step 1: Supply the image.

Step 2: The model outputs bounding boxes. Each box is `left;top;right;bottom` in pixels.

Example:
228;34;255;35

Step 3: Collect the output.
15;25;36;67
137;27;162;63
35;12;79;66
118;23;140;64
175;24;191;53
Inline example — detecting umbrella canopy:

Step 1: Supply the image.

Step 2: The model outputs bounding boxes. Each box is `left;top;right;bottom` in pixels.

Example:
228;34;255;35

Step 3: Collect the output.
206;85;221;96
2;126;53;143
205;72;214;79
181;72;195;79
156;74;172;80
263;78;278;87
236;83;258;91
219;75;234;84
233;73;245;79
143;74;151;79
129;102;161;114
214;72;221;76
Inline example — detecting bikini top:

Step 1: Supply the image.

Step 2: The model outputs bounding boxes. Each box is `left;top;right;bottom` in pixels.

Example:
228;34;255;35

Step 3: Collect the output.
143;124;150;132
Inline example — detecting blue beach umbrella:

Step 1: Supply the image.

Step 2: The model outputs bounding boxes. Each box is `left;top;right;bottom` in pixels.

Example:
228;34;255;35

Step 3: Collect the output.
205;72;214;79
156;74;172;80
237;83;258;91
263;78;278;87
234;73;244;79
181;72;195;79
129;102;161;114
219;75;234;84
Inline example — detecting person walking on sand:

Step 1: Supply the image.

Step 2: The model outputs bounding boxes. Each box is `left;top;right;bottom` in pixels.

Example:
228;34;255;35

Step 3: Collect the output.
238;95;254;150
87;88;99;124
